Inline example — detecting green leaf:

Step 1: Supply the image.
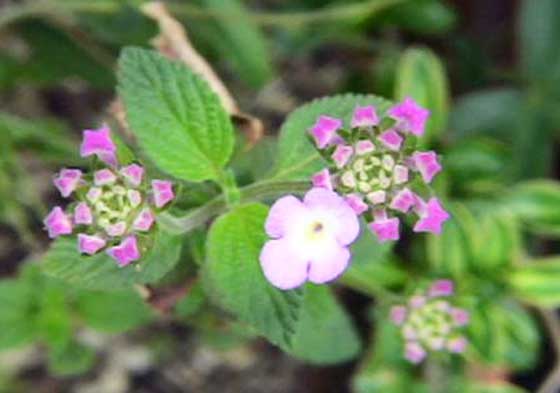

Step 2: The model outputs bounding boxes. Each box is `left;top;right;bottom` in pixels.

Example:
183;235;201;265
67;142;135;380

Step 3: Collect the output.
466;382;529;393
468;300;539;370
198;0;274;88
118;47;235;182
289;284;361;364
76;290;153;333
17;20;114;88
42;227;182;291
203;203;303;349
0;279;36;350
175;282;206;318
341;228;405;296
519;0;560;86
394;47;450;145
427;203;474;278
35;283;73;349
383;0;457;34
509;257;560;307
47;340;96;377
505;180;560;236
271;94;392;181
450;88;523;140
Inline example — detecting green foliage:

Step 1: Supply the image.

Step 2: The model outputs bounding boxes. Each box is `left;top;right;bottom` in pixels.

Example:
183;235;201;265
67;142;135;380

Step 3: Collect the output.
203;203;304;349
468;300;539;371
519;0;560;89
47;340;96;377
428;203;520;279
289;284;361;364
509;257;560;307
118;47;235;182
42;227;182;291
506;180;560;236
342;227;406;296
271;94;392;181
382;0;457;34
394;47;449;145
195;0;274;88
203;203;361;363
75;290;153;333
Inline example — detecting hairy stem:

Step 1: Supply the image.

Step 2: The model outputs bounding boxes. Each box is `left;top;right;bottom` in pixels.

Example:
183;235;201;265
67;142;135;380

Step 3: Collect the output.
158;180;309;234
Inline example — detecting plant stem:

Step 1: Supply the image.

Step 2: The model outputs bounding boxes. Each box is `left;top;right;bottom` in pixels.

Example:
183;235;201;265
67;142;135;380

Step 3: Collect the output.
537;309;560;393
158;179;309;234
0;0;405;31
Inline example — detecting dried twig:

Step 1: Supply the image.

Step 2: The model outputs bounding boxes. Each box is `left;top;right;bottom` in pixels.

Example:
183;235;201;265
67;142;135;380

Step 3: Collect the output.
141;1;263;146
537;309;560;393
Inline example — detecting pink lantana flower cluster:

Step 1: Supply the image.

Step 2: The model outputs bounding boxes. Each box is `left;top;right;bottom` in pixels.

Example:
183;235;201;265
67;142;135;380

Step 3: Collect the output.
390;280;470;364
310;98;450;242
43;126;175;266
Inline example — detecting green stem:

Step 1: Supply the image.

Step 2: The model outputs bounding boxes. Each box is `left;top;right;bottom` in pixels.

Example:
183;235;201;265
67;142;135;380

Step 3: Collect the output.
158;179;309;234
0;0;405;31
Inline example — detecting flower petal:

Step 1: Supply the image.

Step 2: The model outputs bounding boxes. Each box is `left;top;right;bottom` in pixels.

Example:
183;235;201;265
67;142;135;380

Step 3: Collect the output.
413;197;450;235
74;202;93;225
345;194;368;215
78;234;106;255
80;125;117;166
44;207;73;239
133;208;155;232
303;188;360;246
388;97;430;136
307;243;350;284
369;216;399;242
331;144;353;168
152;180;175;208
53;169;82;198
311;168;333;190
259;239;309;290
351;105;379;127
106;235;140;266
405;341;427;364
309;116;342;149
412;151;442;183
377;129;403;151
264;195;307;239
120;164;144;187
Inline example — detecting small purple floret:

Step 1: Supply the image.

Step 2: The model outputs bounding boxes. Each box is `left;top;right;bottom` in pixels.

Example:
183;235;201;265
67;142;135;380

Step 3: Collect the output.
309;116;342;149
312;168;333;190
388;97;430;136
80;125;117;166
78;234;106;255
413;197;450;235
44;207;73;238
106;235;140;266
351;106;379;128
120;164;144;187
412;151;441;183
53;169;82;198
152;180;175;208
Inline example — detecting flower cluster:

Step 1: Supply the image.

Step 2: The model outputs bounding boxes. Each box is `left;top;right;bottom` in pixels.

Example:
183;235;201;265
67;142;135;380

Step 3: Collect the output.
390;280;470;364
44;126;175;266
309;98;450;242
259;187;360;290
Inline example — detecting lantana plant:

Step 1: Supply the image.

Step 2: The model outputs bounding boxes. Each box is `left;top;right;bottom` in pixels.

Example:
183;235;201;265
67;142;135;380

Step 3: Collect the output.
44;125;175;266
309;98;450;242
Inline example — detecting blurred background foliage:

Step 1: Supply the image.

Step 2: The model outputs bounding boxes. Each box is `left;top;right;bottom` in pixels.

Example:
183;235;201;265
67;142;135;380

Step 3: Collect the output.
1;0;560;392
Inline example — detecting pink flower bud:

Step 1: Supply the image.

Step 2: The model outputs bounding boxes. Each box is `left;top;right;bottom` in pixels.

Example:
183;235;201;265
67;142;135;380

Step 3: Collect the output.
106;236;140;266
53;169;82;198
309;116;342;149
152;180;175;208
351;105;379;128
78;234;106;255
44;207;73;238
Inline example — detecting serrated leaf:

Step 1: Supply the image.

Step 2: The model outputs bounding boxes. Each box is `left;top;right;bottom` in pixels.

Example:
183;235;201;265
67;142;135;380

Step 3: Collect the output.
509;257;560;307
203;203;303;349
394;47;450;146
76;289;153;333
289;284;361;364
42;227;182;291
271;94;392;181
118;47;234;182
